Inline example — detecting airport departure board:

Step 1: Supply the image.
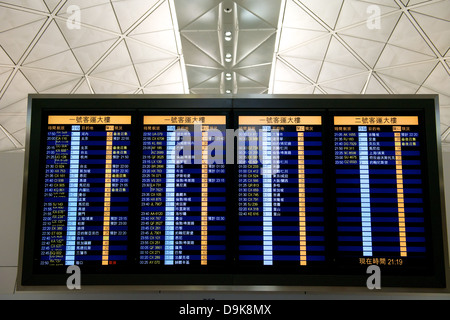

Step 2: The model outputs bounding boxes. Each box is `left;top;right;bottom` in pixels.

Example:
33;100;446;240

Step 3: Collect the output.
334;116;427;268
139;115;228;267
19;95;447;289
237;116;325;267
40;115;132;268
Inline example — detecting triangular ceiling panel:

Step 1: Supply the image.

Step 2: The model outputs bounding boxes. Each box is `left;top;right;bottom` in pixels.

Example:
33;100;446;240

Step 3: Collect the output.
0;131;16;151
336;0;399;29
411;12;450;56
146;61;184;88
130;30;178;54
111;0;160;33
24;50;83;74
180;3;220;31
377;60;437;85
237;0;281;28
186;65;222;89
41;78;81;94
283;0;327;30
420;63;450;97
278;29;328;53
0;113;26;135
143;82;185;94
321;72;369;94
337;11;401;44
0;18;46;63
0;0;49;12
58;0;121;33
281;57;323;83
235;33;276;68
405;0;434;6
71;39;118;73
377;72;422;93
375;44;435;69
281;35;331;62
388;14;435;57
21;68;81;92
365;75;390;94
89;77;137;94
410;0;450;22
236;64;273;87
23;20;73;66
190;73;222;92
128;0;175;34
272;58;311;85
0;46;13;65
181;31;222;65
43;0;60;12
318;61;367;83
321;36;366;70
235;30;275;65
338;34;386;68
180;35;223;69
90;40;140;86
0;67;13;92
0;71;35;110
236;3;274;29
298;0;343;29
174;0;222;30
56;18;119;49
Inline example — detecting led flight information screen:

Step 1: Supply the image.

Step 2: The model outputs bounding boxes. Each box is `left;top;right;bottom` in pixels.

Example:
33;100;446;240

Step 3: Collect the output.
237;115;325;268
19;95;447;289
139;115;228;267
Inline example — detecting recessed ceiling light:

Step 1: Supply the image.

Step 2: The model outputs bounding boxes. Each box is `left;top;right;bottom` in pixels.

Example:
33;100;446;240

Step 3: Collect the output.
224;31;232;41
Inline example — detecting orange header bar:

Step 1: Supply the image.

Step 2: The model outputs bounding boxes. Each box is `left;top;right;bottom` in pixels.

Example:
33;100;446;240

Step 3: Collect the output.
48;115;131;125
239;116;322;126
144;115;226;125
334;116;419;126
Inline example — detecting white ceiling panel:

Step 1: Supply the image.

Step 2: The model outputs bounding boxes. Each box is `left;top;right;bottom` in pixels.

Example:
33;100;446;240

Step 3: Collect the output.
0;0;448;152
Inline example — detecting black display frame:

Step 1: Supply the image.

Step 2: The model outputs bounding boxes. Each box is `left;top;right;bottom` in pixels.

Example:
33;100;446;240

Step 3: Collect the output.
17;94;448;290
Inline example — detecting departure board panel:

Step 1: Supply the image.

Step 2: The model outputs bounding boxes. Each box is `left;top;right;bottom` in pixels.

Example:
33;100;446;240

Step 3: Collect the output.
39;115;132;269
334;116;429;269
19;95;446;289
139;115;228;267
237;116;326;267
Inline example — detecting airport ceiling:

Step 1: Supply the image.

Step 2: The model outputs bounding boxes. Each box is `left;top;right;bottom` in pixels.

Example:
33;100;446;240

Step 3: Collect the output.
0;0;449;152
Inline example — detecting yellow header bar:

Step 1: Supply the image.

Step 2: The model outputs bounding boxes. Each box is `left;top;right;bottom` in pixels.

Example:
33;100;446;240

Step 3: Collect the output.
334;116;419;126
144;115;226;125
48;115;132;125
239;116;322;125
